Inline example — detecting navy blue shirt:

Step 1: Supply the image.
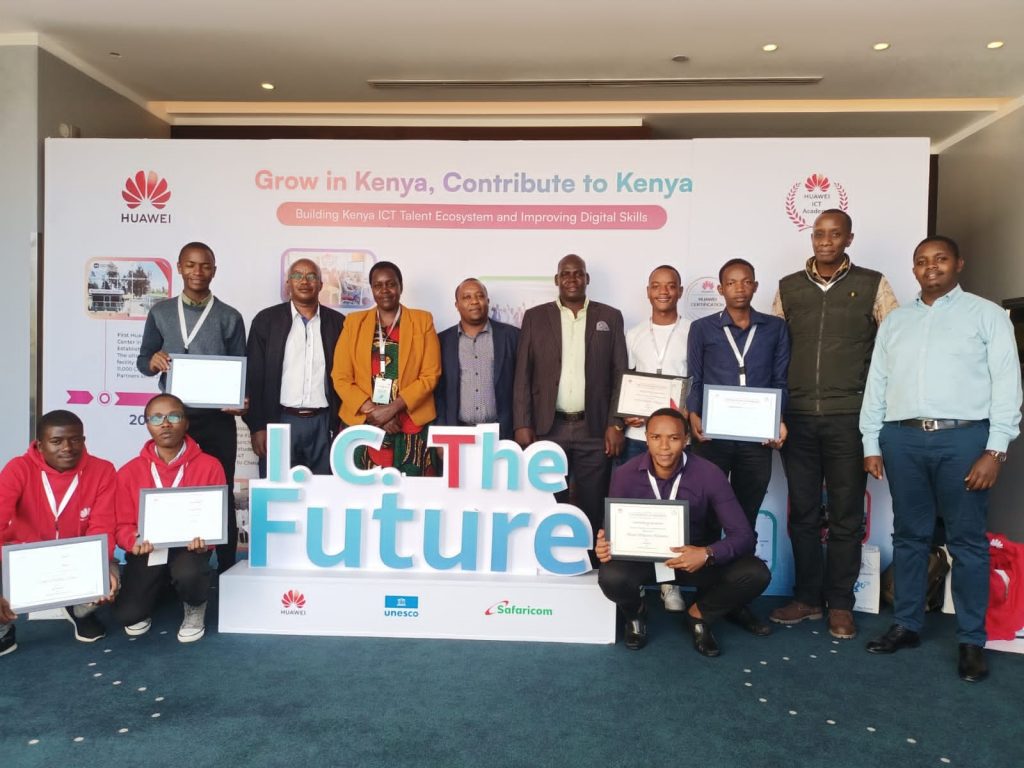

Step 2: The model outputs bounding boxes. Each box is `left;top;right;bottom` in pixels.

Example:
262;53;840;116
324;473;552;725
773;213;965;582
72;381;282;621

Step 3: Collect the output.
685;309;790;415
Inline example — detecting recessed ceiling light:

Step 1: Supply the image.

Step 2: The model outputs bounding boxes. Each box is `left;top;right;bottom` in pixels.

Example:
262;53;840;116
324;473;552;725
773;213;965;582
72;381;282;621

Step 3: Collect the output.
260;82;275;90
671;54;690;63
762;43;779;52
987;40;1005;49
872;42;891;51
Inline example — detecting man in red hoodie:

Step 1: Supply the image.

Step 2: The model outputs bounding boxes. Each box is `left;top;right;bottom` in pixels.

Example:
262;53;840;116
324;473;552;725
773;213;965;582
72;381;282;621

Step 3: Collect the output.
0;410;118;656
113;393;225;643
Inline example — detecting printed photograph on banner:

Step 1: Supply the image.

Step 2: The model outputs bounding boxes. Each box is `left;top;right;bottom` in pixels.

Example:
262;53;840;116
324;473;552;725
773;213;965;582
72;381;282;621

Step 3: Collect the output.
84;258;172;319
234;477;251;558
683;276;725;320
481;276;556;328
279;248;377;311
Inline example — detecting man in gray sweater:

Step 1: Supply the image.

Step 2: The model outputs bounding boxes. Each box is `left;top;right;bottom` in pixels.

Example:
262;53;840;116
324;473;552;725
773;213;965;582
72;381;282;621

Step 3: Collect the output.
136;241;247;572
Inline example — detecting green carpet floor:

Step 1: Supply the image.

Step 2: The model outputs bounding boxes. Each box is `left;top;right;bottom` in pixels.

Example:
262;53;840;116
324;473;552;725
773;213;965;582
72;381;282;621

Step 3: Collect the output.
2;589;1021;768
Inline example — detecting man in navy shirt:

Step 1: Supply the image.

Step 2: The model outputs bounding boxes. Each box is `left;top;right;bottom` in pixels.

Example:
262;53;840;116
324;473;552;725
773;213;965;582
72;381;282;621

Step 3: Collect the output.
685;258;789;636
596;408;771;656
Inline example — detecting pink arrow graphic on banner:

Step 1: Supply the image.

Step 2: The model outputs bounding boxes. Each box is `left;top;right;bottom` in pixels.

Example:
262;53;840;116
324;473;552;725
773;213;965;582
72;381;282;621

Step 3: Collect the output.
67;390;94;405
115;392;153;407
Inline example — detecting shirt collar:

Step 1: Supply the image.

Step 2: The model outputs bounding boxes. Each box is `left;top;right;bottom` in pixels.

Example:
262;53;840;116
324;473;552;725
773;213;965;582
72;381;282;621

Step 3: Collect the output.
291;301;320;321
556;297;589;315
805;255;852;286
915;283;963;307
457;320;491;337
716;308;769;328
180;292;212;308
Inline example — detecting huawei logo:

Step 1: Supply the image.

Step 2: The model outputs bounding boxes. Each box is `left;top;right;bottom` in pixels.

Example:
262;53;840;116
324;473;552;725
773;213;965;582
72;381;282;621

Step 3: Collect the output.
281;590;306;609
122;170;171;210
803;173;831;192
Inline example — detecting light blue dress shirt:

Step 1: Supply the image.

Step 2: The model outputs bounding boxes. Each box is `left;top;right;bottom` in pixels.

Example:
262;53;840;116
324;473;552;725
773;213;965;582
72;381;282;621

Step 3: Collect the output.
860;284;1022;455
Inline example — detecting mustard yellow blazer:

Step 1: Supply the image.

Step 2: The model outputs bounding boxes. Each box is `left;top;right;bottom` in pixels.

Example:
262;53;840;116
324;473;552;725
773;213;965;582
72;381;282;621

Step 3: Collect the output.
331;304;441;427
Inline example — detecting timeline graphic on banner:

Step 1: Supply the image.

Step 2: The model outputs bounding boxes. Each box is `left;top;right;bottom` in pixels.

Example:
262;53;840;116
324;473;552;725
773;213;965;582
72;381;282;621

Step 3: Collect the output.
43;137;930;586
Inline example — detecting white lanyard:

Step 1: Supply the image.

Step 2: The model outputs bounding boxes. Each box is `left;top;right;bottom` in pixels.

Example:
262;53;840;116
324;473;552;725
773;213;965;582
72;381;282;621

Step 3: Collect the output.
41;472;79;522
177;295;216;352
150;462;185;489
723;322;757;387
649;319;681;375
376;307;401;372
647;470;682;501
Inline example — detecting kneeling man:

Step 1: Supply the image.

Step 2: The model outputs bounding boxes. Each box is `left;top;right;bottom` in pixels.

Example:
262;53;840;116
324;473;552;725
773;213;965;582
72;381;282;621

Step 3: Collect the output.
113;394;225;643
596;408;770;656
0;411;118;654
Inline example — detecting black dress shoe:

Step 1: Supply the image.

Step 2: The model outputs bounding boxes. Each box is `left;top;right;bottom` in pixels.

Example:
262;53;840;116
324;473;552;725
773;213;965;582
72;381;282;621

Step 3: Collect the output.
866;624;921;654
727;605;772;637
623;602;648;650
958;643;988;683
687;615;720;657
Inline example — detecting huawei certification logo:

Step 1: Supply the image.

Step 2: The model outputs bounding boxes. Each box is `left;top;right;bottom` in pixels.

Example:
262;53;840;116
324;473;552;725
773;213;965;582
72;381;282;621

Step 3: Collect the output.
785;173;849;231
121;170;173;223
280;589;307;615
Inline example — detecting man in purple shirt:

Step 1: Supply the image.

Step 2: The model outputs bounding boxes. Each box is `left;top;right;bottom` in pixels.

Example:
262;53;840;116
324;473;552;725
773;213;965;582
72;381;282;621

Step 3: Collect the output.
596;408;771;656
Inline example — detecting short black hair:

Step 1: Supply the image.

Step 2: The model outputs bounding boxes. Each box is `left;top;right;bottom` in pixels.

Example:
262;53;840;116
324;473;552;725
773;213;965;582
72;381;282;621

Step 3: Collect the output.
145;393;186;416
646;407;690;434
718;258;756;284
455;277;487;299
915;235;960;261
178;241;215;263
37;410;83;436
816;208;853;231
649;264;681;283
369;261;403;288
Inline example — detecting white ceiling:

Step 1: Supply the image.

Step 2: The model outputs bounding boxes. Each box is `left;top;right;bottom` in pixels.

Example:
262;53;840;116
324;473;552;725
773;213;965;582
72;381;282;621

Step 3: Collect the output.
2;0;1022;148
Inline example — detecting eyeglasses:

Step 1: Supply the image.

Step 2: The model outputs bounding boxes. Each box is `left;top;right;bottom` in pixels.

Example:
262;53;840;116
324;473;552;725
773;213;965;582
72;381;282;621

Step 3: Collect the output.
288;272;320;283
147;413;184;426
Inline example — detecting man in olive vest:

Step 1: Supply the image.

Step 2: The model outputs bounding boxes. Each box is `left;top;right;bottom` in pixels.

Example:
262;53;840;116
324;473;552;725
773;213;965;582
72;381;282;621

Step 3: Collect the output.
769;209;898;640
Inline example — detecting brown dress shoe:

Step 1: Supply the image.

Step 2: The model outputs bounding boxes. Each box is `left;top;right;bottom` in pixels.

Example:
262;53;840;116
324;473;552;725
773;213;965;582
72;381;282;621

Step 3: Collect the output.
827;609;857;639
768;601;823;625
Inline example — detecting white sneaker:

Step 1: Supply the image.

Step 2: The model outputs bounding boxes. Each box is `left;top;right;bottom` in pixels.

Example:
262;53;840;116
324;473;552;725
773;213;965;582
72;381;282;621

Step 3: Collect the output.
177;602;207;643
125;618;152;637
661;584;685;613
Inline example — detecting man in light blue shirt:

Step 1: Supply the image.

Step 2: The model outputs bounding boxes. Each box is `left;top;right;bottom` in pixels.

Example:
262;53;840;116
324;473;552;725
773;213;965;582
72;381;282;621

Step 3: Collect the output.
859;235;1022;683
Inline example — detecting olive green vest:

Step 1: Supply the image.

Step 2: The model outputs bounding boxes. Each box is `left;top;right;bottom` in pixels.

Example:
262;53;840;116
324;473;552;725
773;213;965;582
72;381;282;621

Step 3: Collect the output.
778;265;882;415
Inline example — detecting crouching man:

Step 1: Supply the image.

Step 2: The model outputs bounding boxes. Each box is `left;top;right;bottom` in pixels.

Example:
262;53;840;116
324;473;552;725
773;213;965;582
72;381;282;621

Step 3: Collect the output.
113;394;225;643
596;408;771;656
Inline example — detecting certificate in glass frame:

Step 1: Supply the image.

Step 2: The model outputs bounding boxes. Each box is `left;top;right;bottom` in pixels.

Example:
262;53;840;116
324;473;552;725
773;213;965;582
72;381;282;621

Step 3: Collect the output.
603;498;689;562
138;485;229;548
2;535;109;613
167;354;247;409
701;384;782;443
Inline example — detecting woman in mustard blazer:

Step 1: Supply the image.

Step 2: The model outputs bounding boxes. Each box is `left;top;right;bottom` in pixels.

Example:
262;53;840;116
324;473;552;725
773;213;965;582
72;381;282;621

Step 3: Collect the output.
331;261;441;475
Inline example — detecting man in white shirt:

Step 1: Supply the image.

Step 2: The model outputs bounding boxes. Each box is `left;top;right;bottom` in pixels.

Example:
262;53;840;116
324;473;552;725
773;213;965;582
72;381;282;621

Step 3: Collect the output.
245;259;346;475
621;265;691;611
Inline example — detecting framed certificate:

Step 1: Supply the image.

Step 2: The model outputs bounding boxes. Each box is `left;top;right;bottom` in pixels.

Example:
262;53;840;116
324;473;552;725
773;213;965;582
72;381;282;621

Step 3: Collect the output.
167;354;246;409
138;485;229;548
604;498;689;562
614;372;691;419
701;384;782;442
2;535;109;614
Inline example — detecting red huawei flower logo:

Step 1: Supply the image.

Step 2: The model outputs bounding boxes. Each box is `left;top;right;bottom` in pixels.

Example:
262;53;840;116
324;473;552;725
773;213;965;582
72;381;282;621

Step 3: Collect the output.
804;173;830;192
122;170;171;209
281;590;306;609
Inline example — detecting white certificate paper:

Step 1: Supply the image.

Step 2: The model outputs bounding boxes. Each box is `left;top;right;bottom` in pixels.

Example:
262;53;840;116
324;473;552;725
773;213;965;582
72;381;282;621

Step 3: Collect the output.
139;486;229;548
167;354;247;409
2;535;109;613
702;385;782;442
604;499;688;561
615;372;691;419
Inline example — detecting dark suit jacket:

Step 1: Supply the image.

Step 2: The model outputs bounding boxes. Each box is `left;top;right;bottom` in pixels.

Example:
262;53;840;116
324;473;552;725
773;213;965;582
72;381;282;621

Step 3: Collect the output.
513;300;627;438
244;302;345;435
436;320;519;439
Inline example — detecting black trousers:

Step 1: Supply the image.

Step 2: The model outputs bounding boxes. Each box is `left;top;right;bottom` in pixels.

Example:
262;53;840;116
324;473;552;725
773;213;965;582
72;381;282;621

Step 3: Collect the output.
692;438;773;534
540;417;612;536
781;413;865;611
598;555;771;623
113;549;211;626
187;408;238;572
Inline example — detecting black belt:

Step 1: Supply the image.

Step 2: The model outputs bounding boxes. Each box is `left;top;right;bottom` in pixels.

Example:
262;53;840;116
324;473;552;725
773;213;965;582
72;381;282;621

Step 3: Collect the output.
896;419;981;431
555;411;586;422
281;407;328;418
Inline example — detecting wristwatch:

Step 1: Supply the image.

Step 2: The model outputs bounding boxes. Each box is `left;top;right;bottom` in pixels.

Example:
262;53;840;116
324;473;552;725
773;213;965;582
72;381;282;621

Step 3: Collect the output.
704;546;716;566
986;450;1008;464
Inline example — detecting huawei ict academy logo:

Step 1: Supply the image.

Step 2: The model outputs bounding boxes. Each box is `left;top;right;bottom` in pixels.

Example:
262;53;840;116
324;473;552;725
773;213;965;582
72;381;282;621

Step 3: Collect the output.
785;173;849;231
280;589;307;616
121;170;173;224
484;599;554;617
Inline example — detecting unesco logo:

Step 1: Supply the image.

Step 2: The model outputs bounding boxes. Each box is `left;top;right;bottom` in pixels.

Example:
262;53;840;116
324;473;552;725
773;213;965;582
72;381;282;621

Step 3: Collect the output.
384;595;419;618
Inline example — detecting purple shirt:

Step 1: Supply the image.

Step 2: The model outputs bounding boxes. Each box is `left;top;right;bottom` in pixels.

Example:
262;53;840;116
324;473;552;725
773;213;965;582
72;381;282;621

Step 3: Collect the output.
607;451;754;565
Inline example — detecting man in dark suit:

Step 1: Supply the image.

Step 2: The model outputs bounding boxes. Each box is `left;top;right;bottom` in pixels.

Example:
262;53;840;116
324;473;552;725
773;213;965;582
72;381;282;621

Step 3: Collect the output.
513;254;627;535
436;278;519;440
245;258;345;475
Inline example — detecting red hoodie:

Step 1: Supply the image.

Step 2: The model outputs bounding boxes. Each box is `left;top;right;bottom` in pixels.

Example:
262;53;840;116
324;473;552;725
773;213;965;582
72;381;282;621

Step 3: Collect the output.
115;436;227;552
0;444;117;559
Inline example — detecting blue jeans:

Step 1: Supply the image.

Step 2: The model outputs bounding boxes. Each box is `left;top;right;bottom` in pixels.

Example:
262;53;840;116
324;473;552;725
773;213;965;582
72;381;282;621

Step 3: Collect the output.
880;421;990;645
614;437;648;466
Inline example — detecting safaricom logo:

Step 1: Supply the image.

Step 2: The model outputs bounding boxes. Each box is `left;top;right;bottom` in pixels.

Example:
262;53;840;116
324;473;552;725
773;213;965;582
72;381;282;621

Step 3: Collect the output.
280;589;307;615
484;599;554;617
121;170;173;223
